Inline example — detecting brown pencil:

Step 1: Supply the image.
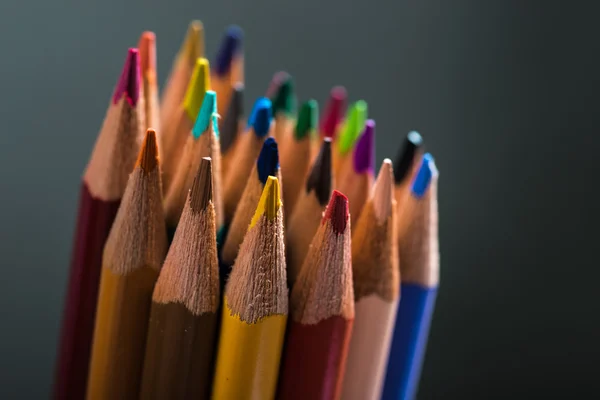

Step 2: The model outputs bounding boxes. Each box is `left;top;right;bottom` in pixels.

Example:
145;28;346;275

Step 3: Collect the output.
138;32;159;132
160;21;203;135
140;157;219;400
342;159;399;400
53;48;144;400
277;190;354;400
86;129;167;399
220;83;244;180
164;90;222;233
286;137;333;287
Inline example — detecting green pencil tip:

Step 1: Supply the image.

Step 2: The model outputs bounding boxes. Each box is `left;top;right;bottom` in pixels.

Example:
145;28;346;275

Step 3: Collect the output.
338;100;368;154
295;100;318;140
271;76;296;116
192;90;218;138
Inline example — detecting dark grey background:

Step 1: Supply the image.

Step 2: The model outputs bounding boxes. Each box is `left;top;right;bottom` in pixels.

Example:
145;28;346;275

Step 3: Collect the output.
0;0;598;398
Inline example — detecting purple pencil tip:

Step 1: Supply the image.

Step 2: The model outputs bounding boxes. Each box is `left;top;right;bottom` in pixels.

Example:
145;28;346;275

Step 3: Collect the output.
353;119;375;174
214;25;243;77
113;48;140;106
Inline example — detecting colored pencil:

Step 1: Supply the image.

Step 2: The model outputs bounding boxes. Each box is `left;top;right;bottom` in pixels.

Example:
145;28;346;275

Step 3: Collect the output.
221;137;280;266
337;119;375;226
161;58;210;193
220;83;244;180
270;73;296;155
138;32;160;132
382;154;439;400
212;26;243;123
164;90;222;233
281;99;318;220
223;97;272;223
140;157;219;400
160;21;204;135
313;86;346;159
53;48;143;400
86;129;167;399
333;100;367;175
342;159;399;400
394;131;424;240
212;176;288;400
265;71;290;98
286;137;333;287
277;190;354;400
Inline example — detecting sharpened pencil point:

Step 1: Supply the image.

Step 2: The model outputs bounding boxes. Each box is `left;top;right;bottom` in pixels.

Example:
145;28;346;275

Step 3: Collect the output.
190;157;213;212
265;71;290;98
248;98;272;137
320;86;347;138
257;138;279;185
295;100;318;140
113;48;140;106
192;90;217;138
338;100;368;154
394;131;423;184
324;190;349;234
412;153;437;198
372;159;395;223
138;32;156;77
136;129;159;173
221;83;244;153
271;75;296;116
184;58;211;121
180;21;204;66
214;25;243;76
353;119;375;174
306;138;333;206
250;176;281;227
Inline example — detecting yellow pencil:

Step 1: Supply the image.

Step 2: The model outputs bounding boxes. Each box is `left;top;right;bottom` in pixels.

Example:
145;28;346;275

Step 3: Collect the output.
212;176;288;400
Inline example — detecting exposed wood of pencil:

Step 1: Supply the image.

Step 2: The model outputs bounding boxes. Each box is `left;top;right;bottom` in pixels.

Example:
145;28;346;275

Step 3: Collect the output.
286;138;333;287
159;21;203;135
140;158;219;400
86;130;167;400
212;177;288;400
53;49;144;400
277;191;354;400
138;32;160;132
342;159;399;400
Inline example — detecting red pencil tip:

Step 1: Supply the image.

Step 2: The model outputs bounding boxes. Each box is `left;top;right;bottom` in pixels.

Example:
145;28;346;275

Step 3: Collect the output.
320;86;347;138
113;48;140;106
323;190;349;234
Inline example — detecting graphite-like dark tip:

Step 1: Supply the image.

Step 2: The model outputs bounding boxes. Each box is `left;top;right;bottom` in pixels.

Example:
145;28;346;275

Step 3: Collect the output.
190;157;213;212
393;131;424;184
221;83;244;153
306;138;332;206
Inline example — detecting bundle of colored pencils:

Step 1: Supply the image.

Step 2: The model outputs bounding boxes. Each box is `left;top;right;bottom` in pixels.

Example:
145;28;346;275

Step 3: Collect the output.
54;21;440;400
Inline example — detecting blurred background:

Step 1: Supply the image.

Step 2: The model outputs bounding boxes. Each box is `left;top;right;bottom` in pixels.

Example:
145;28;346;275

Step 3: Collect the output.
0;0;598;398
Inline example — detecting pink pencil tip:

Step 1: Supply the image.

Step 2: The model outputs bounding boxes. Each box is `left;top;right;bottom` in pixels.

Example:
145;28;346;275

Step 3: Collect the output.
320;86;347;138
323;190;349;234
113;48;140;106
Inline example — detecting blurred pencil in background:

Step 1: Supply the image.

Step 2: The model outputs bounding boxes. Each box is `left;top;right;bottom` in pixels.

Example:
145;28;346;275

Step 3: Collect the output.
333;100;367;174
212;26;243;121
220;83;244;179
313;86;346;158
138;32;160;133
270;73;296;154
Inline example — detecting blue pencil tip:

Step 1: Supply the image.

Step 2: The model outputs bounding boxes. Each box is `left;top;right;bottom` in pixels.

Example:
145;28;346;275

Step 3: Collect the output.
192;91;217;138
411;153;436;197
257;137;279;184
248;97;272;137
214;25;243;76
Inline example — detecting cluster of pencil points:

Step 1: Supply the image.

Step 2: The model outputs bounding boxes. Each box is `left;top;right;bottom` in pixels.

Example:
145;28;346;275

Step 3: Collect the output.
54;21;440;400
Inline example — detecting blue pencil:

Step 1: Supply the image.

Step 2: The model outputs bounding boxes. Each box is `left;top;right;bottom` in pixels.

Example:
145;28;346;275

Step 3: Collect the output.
382;153;439;400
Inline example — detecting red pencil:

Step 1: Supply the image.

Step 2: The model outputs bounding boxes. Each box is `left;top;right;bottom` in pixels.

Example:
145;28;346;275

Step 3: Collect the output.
53;48;144;400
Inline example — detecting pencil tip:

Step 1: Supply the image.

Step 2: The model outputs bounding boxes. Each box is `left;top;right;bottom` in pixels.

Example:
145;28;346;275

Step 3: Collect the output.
190;157;213;212
271;75;296;116
411;153;437;198
113;48;140;106
265;71;290;98
306;138;333;206
324;190;349;234
184;58;211;121
138;32;156;76
338;100;368;154
295;100;318;140
353;119;375;174
136;129;159;172
248;97;272;137
372;159;394;222
192;90;217;138
181;21;204;66
251;176;281;227
257;138;279;185
221;83;244;153
214;25;243;76
320;86;347;138
394;131;424;184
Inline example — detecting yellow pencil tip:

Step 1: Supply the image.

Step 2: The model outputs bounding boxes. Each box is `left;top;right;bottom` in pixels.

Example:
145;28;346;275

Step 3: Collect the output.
180;21;204;65
250;176;281;228
183;58;211;120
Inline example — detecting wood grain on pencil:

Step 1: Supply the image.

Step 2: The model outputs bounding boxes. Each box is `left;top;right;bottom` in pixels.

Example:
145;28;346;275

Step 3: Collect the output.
86;130;167;400
53;48;144;400
140;158;219;400
278;190;354;400
342;159;399;400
